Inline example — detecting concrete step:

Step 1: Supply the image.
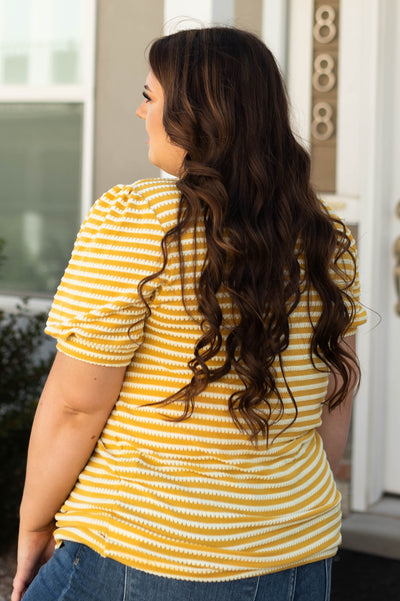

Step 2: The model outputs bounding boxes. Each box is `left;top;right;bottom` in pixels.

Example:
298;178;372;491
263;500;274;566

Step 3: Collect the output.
341;511;400;560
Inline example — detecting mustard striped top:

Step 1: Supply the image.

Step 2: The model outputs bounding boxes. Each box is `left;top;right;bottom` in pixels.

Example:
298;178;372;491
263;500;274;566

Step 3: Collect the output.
45;178;367;581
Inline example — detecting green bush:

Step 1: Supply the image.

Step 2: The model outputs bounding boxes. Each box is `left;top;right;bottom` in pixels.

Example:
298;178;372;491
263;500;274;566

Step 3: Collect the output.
0;239;55;550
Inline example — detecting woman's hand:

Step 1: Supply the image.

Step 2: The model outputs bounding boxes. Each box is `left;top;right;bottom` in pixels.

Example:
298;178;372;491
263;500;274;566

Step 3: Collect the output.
11;523;56;601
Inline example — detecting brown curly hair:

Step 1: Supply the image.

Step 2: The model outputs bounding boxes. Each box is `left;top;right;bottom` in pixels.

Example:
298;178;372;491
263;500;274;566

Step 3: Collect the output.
138;27;359;443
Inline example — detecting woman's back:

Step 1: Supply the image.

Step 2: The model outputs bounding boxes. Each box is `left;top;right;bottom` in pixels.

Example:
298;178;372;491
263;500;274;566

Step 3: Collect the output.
45;177;364;580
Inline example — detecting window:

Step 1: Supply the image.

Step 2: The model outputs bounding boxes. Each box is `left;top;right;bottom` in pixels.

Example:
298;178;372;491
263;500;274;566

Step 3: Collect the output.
0;0;95;298
0;103;83;294
0;0;85;86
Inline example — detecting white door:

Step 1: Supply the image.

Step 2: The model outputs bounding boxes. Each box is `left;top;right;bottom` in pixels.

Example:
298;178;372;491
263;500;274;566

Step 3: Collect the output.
284;0;400;504
383;0;400;495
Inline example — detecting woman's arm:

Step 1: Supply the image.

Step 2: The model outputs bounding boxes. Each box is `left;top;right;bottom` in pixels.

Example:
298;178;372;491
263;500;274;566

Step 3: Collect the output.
12;351;125;601
317;334;358;477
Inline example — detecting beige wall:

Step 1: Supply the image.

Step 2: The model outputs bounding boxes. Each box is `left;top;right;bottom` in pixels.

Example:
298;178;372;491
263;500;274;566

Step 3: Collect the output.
94;0;264;201
234;0;263;36
94;0;163;199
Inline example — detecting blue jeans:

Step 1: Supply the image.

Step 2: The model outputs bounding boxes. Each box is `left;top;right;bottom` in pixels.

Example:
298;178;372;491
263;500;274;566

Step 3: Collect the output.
23;541;332;601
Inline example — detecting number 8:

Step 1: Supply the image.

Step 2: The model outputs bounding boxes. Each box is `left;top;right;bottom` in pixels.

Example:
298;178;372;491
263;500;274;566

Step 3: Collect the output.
311;102;334;141
313;54;336;93
313;5;337;44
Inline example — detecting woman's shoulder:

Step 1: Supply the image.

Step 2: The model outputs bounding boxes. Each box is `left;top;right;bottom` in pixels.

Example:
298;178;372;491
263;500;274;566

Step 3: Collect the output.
97;178;179;205
119;178;181;228
131;177;179;193
89;178;180;232
129;177;180;205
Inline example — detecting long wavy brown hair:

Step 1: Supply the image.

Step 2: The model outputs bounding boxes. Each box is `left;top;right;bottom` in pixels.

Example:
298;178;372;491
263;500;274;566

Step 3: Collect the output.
138;27;360;443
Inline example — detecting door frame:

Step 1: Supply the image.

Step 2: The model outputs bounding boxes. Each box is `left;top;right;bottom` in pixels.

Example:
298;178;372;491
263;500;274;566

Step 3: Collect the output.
352;0;400;508
286;0;393;511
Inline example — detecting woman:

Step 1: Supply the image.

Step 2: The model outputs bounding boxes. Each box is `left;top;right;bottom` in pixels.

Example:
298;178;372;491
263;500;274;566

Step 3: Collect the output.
12;27;366;601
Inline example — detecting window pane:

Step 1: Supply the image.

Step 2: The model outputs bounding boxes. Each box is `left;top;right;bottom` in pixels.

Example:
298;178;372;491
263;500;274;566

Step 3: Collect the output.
0;103;82;296
0;0;84;86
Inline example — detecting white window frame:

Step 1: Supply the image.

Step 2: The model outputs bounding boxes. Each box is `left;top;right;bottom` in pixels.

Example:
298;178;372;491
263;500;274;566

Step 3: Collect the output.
0;0;96;310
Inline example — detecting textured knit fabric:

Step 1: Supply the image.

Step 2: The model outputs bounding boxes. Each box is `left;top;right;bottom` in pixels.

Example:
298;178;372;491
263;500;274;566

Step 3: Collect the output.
45;178;367;581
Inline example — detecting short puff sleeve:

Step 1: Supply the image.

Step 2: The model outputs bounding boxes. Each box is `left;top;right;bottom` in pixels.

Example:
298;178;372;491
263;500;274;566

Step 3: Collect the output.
45;184;168;366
